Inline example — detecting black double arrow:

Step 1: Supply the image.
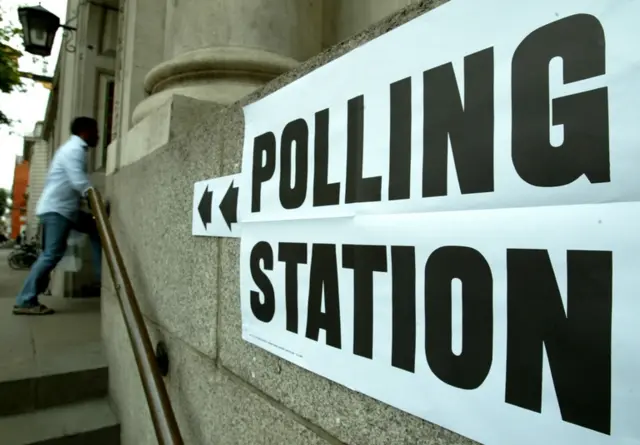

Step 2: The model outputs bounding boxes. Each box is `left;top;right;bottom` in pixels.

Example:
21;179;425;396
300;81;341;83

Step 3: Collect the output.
198;181;239;230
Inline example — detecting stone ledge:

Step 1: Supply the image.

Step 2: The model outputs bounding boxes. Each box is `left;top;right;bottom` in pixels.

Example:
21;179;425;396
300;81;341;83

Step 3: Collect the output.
107;95;223;174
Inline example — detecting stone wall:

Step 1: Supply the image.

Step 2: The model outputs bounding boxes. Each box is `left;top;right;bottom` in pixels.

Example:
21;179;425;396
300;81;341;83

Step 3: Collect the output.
103;1;476;444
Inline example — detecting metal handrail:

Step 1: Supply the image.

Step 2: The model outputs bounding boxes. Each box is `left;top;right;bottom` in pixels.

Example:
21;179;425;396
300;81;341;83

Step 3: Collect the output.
87;187;183;445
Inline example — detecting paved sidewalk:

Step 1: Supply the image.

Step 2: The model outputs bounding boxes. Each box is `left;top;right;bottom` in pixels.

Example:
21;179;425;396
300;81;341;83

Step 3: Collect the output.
0;248;28;300
0;248;104;384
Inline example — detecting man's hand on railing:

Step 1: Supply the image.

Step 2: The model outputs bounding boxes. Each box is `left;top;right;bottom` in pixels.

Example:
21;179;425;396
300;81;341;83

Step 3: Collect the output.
80;197;92;214
83;195;111;217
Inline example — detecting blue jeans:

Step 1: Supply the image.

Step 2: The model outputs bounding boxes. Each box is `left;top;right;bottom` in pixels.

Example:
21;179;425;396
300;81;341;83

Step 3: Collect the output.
15;212;102;308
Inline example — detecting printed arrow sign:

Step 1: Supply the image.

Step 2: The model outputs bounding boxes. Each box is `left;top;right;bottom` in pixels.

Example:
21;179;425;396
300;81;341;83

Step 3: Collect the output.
192;174;241;238
198;186;213;227
219;180;238;230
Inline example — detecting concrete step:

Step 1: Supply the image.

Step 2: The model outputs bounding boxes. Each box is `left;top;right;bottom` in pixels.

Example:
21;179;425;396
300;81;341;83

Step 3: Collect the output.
0;297;108;416
0;364;109;417
0;398;120;445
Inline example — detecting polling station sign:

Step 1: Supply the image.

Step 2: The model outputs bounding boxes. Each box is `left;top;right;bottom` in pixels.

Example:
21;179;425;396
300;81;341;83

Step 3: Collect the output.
238;0;640;444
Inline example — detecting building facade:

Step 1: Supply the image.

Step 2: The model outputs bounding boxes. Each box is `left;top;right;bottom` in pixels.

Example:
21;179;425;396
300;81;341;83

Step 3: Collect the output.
106;0;421;172
10;155;29;240
38;0;118;297
39;1;495;444
41;0;424;305
23;121;49;241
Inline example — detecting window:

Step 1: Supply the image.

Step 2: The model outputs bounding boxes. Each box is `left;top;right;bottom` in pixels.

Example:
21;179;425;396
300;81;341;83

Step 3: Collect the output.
103;80;115;166
94;75;115;171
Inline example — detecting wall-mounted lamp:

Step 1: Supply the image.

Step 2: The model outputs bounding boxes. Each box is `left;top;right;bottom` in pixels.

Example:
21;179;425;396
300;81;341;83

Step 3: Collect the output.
17;5;77;57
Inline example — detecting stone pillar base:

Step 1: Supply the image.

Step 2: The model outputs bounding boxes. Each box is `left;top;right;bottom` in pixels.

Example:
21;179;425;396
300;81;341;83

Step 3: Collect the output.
131;46;299;125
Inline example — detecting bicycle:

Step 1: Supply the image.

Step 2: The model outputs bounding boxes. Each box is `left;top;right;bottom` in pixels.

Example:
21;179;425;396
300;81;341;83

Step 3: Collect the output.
8;238;41;270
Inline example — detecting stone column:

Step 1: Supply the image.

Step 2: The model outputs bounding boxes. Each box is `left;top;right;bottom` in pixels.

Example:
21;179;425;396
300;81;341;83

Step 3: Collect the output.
114;0;166;139
131;0;323;125
323;0;420;47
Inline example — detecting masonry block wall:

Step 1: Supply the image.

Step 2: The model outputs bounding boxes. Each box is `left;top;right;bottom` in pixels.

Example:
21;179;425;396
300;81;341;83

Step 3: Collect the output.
102;1;476;444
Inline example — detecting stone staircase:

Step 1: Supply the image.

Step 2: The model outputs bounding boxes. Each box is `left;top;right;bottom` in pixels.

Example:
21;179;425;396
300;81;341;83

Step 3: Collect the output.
0;296;120;444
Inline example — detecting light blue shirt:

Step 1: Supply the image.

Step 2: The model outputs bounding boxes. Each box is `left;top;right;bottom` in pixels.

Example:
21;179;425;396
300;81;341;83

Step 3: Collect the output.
36;135;93;221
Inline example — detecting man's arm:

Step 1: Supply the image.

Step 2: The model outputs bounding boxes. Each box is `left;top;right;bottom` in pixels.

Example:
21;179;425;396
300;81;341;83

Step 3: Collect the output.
62;146;93;195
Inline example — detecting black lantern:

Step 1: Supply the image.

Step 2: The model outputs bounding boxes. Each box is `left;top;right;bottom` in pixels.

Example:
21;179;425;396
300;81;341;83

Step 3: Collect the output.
17;5;63;57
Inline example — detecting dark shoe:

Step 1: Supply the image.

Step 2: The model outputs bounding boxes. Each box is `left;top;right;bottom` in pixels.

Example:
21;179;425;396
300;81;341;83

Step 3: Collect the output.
13;304;55;315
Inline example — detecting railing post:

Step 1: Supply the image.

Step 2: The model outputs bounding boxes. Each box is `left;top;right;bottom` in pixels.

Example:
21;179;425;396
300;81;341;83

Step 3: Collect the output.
87;188;184;445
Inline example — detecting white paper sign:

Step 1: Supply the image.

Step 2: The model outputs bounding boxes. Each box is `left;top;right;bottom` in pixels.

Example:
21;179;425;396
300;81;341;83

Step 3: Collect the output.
239;0;640;223
192;174;241;238
241;204;638;445
239;0;640;444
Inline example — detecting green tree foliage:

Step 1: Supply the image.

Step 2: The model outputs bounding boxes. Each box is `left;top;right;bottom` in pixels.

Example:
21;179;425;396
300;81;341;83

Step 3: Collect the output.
0;188;9;219
0;9;24;126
